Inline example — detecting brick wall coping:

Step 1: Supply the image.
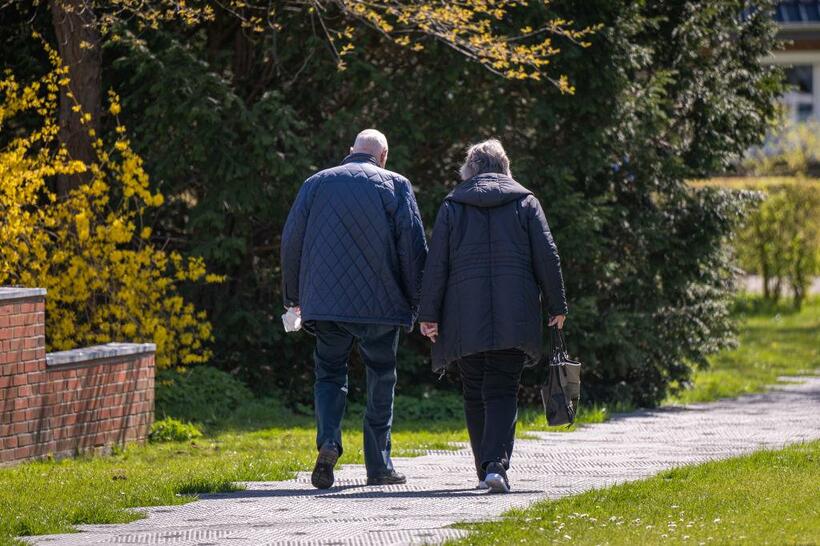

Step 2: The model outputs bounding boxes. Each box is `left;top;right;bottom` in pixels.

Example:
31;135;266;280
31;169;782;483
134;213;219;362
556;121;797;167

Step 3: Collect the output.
46;342;157;367
0;287;46;302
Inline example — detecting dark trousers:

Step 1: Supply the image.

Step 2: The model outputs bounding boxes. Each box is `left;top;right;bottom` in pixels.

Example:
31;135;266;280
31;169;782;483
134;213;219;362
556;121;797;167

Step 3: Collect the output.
458;349;525;479
313;320;400;478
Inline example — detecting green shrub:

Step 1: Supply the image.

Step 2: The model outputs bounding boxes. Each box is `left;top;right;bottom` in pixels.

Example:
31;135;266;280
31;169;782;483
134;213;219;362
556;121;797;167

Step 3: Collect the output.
148;417;203;443
734;180;820;308
99;1;781;408
743;120;820;176
345;393;464;423
155;366;254;425
691;176;818;191
393;393;464;422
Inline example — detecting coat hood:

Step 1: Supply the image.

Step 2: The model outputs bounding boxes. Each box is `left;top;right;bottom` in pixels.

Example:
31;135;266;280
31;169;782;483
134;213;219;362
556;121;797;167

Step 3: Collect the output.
446;173;532;208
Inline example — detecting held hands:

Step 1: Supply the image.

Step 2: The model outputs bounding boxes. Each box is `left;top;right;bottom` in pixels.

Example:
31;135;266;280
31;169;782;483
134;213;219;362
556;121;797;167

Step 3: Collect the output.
421;315;563;343
548;314;566;329
419;321;438;343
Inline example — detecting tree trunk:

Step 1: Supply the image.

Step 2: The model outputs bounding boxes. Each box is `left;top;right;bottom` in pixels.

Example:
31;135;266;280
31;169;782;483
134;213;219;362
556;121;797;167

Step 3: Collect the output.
758;232;770;300
50;0;101;196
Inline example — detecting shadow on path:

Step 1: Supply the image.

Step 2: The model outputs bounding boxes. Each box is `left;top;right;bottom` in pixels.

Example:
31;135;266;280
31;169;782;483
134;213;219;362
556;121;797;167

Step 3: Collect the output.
319;488;541;499
202;485;540;501
26;377;820;546
201;484;366;499
589;378;820;427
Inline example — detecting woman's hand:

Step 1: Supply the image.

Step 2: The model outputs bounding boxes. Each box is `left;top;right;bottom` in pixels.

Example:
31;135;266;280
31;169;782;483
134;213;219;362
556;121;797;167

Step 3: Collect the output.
548;314;566;329
419;322;439;343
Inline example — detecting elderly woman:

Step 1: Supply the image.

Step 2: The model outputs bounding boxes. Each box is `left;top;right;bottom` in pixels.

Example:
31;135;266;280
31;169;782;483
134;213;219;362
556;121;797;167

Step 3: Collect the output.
418;139;567;493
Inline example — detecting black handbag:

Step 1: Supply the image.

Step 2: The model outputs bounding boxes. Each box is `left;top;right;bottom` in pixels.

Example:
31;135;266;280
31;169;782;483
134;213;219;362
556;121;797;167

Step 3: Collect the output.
541;326;582;426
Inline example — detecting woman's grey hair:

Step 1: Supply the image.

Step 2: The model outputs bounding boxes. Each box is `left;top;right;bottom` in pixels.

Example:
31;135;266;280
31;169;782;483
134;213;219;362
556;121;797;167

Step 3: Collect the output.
459;139;511;181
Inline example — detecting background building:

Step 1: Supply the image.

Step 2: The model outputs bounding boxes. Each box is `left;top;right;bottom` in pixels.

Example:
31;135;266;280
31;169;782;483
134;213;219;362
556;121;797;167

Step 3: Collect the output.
768;1;820;121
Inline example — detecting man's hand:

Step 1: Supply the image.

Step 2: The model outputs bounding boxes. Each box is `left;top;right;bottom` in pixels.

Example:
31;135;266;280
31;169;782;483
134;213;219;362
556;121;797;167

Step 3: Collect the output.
419;322;438;343
548;314;566;329
282;306;302;333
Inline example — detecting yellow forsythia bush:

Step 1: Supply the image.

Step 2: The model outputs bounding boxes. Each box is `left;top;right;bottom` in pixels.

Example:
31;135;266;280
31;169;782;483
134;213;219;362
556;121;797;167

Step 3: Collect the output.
0;40;219;368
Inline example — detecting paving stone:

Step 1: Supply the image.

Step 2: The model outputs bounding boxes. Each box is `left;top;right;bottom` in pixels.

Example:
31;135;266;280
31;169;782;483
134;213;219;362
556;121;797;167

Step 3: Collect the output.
25;376;820;546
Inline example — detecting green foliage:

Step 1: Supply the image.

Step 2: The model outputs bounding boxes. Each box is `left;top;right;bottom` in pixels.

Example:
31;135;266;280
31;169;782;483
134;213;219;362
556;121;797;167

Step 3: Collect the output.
394;394;464;422
735;181;820;308
347;393;465;423
0;401;467;542
691;176;815;190
103;29;311;395
0;386;614;543
454;441;820;545
496;0;781;406
148;418;203;443
0;300;809;543
744;120;820;176
518;403;625;435
5;0;779;407
154;366;254;425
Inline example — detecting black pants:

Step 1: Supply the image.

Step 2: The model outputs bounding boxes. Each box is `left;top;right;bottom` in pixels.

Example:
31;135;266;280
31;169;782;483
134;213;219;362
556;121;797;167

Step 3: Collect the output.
458;349;525;480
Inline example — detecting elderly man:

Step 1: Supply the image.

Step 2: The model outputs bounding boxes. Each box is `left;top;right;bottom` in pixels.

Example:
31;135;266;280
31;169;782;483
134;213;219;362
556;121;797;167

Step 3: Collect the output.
281;129;427;489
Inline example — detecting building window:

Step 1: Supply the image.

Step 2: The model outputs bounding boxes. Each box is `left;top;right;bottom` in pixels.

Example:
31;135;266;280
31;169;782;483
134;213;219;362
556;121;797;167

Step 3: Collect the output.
776;1;820;23
786;65;813;94
783;64;815;121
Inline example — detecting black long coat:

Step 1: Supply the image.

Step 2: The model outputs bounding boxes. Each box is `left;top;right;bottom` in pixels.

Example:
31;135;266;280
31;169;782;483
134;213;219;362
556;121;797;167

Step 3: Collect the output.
417;173;567;372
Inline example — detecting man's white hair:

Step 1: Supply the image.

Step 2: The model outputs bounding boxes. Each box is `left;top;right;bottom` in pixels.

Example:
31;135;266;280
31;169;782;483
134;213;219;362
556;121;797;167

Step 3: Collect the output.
459;138;511;181
352;129;388;156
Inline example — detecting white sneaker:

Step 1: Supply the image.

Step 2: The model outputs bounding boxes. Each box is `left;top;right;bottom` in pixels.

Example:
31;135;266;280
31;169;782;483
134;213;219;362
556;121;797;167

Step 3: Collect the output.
484;462;510;493
476;480;489;490
485;473;510;493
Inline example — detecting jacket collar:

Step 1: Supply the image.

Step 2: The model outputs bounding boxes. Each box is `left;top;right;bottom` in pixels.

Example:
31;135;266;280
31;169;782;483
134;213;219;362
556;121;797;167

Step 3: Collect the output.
341;152;380;167
447;172;532;208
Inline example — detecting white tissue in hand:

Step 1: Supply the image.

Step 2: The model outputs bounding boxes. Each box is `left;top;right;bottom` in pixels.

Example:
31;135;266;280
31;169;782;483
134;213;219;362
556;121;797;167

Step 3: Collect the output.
281;308;302;333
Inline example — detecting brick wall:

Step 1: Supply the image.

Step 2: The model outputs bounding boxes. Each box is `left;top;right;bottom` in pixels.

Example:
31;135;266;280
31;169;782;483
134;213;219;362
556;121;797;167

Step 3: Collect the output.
0;288;155;465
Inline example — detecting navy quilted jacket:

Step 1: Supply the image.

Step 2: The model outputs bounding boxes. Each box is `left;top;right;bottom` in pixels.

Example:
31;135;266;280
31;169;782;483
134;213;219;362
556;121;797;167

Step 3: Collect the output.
418;173;567;372
281;153;428;328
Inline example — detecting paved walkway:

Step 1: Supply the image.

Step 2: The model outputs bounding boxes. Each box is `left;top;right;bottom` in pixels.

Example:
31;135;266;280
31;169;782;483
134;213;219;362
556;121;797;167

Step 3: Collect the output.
741;274;820;295
29;376;820;546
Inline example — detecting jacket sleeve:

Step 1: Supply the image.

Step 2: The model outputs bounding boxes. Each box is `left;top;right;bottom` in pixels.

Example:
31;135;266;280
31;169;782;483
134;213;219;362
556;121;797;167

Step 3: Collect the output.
417;202;450;323
280;177;316;307
395;178;428;318
525;195;568;316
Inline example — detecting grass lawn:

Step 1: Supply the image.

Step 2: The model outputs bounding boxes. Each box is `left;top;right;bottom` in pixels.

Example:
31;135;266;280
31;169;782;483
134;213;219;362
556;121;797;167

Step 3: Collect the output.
452;440;820;545
0;296;814;545
668;296;819;404
690;176;820;190
450;297;820;545
0;390;604;545
0;401;458;544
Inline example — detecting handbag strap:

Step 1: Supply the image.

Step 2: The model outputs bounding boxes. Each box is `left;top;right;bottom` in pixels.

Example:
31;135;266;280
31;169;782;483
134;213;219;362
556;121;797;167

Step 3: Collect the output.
548;325;568;363
542;325;568;385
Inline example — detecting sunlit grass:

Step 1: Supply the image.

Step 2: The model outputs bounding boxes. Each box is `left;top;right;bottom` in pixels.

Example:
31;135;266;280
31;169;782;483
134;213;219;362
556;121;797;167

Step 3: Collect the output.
668;296;819;404
453;297;819;545
0;402;468;543
0;390;610;544
3;296;813;544
689;176;820;190
452;441;820;545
